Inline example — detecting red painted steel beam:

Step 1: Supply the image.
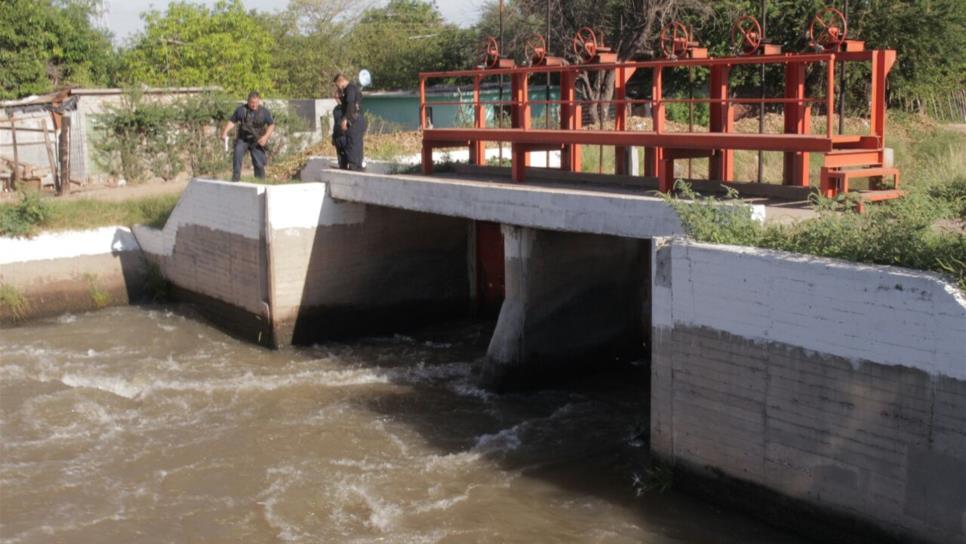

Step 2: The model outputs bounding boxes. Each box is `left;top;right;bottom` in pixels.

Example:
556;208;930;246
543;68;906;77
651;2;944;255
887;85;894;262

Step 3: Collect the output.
417;51;889;79
425;129;839;152
783;62;810;186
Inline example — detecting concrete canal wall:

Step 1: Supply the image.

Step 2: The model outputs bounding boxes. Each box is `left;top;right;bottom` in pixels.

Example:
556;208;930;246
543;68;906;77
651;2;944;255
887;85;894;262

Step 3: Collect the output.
650;240;966;544
264;183;468;345
0;226;147;322
133;179;468;346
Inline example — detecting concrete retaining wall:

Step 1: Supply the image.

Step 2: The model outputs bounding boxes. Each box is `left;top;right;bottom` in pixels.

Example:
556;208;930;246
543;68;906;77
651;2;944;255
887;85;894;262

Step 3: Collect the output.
134;179;272;344
0;227;147;322
265;183;469;345
650;239;966;544
135;179;469;346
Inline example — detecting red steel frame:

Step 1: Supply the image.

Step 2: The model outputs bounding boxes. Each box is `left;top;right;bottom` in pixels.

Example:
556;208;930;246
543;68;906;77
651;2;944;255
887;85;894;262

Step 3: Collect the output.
419;48;899;201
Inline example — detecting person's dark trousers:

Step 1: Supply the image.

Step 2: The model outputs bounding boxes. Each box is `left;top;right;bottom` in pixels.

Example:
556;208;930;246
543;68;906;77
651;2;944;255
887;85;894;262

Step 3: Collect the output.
344;116;367;171
232;138;267;181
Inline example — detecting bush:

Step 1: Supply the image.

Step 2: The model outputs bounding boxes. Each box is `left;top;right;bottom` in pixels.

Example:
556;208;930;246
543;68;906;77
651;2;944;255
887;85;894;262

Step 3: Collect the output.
665;181;966;290
93;90;310;182
0;191;49;237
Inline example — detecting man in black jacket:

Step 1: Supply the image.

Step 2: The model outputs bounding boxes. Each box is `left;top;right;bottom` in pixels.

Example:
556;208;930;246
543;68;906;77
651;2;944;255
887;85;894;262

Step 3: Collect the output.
333;74;367;171
221;91;275;181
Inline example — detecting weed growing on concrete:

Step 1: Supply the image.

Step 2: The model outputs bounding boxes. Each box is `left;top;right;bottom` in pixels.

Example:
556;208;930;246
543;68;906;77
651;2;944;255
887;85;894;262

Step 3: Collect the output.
143;262;171;303
0;284;27;320
632;462;675;496
665;181;966;290
0;191;50;237
85;274;112;309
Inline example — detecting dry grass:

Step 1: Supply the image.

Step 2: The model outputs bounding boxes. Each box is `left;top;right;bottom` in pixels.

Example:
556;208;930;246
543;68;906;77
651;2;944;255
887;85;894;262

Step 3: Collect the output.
268;131;423;181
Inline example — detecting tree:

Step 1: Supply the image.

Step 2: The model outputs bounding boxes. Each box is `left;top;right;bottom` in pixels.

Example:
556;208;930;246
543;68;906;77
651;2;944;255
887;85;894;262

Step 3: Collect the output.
0;0;115;100
346;0;472;90
478;0;711;123
120;0;275;97
258;0;356;98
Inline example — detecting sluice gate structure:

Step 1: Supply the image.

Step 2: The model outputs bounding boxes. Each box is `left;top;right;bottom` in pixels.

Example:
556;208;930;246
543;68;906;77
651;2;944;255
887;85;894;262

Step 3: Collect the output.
124;8;964;544
420;9;901;211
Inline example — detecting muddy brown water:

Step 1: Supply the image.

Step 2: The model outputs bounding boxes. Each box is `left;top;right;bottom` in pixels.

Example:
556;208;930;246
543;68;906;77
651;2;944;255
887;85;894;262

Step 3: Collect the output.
1;306;815;543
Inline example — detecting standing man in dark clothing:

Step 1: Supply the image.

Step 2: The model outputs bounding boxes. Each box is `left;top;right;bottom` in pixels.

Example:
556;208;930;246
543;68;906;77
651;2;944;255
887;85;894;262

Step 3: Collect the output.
221;91;275;181
331;105;349;169
333;74;366;171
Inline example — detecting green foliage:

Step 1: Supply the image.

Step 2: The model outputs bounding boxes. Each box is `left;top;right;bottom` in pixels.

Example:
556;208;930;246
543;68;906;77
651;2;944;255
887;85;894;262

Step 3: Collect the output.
85;273;111;308
92;90;182;182
143;262;172;303
0;191;51;237
663;181;763;245
120;0;274;97
0;0;114;99
0;283;28;320
93;90;308;182
346;0;474;90
665;181;966;291
664;100;710;127
633;462;674;496
257;3;351;98
7;194;180;233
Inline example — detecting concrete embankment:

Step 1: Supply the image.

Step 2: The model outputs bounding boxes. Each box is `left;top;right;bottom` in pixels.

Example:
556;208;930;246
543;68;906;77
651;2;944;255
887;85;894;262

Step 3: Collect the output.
133;179;469;347
0;226;147;323
650;240;966;544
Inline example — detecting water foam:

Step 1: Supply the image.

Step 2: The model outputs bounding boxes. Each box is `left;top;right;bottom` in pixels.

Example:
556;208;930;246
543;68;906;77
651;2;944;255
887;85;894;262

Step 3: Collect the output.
54;367;391;400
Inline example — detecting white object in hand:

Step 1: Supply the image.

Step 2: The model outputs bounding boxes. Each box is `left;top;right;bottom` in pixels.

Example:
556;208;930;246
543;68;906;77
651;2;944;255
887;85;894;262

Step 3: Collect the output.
223;136;229;153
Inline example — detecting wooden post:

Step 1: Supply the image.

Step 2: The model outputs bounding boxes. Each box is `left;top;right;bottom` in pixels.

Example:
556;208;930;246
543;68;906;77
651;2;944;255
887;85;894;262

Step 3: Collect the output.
58;115;71;195
43;116;58;193
10;116;19;190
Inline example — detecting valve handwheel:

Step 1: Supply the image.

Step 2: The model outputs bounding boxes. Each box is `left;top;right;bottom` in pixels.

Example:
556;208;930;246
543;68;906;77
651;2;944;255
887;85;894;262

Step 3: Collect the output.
809;7;847;50
732;15;763;55
526;34;548;65
660;21;690;58
572;27;598;62
480;36;500;68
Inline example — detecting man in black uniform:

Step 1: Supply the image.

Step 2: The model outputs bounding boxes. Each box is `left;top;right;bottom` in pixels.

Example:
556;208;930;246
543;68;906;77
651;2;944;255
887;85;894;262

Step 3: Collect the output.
331;105;349;169
333;74;366;171
221;91;275;181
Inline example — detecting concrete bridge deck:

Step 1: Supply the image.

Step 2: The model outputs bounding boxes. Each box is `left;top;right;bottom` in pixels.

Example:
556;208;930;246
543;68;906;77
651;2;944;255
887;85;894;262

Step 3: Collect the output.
307;162;815;236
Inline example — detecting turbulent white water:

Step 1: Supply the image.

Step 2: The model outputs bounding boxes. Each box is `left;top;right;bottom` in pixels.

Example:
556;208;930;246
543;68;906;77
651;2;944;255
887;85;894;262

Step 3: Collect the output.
0;307;812;543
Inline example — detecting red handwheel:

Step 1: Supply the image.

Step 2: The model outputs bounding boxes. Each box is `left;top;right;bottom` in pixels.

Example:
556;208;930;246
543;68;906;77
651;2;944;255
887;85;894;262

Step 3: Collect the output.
572;27;598;62
809;7;847;51
480;36;500;68
660;21;690;58
525;34;547;65
732;15;763;55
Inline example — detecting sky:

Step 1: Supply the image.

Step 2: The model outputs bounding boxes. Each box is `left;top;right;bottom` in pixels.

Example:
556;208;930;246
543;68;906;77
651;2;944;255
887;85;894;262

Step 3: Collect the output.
101;0;484;44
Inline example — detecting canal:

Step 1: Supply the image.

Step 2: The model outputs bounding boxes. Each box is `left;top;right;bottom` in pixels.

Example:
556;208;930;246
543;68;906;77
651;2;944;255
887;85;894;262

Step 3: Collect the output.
1;306;815;543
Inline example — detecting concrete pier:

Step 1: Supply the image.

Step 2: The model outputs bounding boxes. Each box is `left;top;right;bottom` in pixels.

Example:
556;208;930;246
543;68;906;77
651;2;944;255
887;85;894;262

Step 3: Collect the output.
484;225;648;389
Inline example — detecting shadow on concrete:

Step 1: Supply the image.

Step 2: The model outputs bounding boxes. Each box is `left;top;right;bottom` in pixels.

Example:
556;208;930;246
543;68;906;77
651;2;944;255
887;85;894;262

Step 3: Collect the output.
287;203;472;345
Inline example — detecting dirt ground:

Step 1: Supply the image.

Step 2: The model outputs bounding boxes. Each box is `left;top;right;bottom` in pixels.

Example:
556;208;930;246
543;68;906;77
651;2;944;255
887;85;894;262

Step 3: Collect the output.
1;176;192;203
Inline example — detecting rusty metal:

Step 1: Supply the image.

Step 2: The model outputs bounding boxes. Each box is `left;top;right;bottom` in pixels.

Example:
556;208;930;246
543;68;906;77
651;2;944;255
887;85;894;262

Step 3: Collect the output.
660;22;706;59
810;7;847;51
733;15;763;55
419;8;901;208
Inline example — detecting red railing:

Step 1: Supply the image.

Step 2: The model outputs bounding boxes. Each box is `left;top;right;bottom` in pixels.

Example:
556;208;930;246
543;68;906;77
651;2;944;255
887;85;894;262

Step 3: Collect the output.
418;48;898;198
